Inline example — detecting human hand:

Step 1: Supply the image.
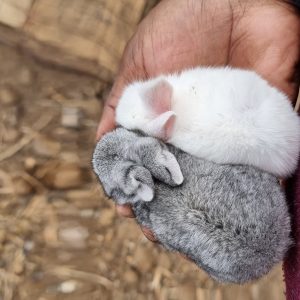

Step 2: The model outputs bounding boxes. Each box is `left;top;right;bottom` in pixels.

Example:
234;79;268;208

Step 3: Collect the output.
96;0;300;241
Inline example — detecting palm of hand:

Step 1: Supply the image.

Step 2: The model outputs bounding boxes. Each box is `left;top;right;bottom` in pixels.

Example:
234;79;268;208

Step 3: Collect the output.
97;0;299;225
98;0;299;138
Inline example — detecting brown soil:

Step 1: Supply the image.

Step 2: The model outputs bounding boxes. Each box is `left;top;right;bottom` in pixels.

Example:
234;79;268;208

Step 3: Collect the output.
0;42;286;300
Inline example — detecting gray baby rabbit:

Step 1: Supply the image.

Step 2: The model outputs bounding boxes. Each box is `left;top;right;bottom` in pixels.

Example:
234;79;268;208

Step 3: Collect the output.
92;128;291;284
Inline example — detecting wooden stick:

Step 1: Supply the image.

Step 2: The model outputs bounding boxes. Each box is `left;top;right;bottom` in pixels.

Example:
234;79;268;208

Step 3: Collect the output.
47;266;114;289
0;114;53;162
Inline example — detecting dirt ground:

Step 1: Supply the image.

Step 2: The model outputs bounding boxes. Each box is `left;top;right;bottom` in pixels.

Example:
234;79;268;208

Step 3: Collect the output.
0;40;287;300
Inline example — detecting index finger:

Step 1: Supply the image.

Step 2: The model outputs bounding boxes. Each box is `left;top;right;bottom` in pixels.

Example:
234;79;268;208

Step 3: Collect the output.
96;102;116;141
96;76;126;141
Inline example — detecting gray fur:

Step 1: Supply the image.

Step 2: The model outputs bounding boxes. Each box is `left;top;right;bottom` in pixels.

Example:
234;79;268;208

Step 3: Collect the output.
92;128;291;284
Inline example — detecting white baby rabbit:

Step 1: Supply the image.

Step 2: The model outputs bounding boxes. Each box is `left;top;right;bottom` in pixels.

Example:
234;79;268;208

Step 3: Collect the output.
116;67;300;177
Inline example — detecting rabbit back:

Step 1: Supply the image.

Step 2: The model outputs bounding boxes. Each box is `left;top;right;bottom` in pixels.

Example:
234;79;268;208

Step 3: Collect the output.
133;147;291;283
93;128;291;284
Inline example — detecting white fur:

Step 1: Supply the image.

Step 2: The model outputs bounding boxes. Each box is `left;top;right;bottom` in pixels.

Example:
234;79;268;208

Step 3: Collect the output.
116;67;300;177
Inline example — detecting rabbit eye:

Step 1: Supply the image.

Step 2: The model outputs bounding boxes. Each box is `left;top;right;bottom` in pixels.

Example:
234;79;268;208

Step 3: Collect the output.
112;154;118;160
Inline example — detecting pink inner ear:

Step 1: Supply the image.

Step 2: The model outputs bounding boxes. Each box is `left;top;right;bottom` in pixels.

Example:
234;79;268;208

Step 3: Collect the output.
145;79;173;114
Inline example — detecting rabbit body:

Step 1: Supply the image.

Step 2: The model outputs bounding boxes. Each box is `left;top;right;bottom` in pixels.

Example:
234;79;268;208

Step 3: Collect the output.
93;128;291;284
116;67;300;177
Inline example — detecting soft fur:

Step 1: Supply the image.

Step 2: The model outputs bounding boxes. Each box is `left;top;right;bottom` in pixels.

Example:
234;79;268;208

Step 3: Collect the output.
93;128;292;284
116;67;300;177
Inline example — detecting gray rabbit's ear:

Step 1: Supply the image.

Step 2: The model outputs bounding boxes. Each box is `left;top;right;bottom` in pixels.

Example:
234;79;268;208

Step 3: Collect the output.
126;137;184;187
110;162;155;204
155;149;184;185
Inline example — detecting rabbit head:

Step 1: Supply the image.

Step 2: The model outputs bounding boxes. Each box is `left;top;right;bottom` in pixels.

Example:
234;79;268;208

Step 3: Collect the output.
93;128;183;204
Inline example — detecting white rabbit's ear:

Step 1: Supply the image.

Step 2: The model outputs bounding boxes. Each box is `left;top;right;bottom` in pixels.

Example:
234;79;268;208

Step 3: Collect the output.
145;79;173;113
144;111;176;141
144;79;176;140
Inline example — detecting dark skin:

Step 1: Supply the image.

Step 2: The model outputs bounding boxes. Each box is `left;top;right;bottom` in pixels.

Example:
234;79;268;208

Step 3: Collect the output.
96;0;300;243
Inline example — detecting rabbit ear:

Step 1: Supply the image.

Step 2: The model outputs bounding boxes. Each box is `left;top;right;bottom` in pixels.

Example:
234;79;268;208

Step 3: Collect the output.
154;149;184;185
144;111;176;141
144;79;175;140
126;136;184;187
145;79;173;113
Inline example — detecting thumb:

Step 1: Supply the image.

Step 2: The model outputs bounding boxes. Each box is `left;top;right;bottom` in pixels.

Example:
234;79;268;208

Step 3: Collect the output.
96;76;126;141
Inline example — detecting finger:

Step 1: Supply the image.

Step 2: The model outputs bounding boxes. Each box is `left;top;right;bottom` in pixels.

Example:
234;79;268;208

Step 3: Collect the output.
96;103;116;141
96;76;126;141
279;179;286;189
140;226;158;243
230;2;300;99
178;252;193;262
116;204;135;218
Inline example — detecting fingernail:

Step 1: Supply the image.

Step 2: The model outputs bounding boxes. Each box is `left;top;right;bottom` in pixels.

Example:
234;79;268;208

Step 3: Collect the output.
116;204;135;218
141;226;158;242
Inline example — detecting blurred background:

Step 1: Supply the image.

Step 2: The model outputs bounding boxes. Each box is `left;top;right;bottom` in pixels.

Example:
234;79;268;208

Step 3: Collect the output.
0;1;286;299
